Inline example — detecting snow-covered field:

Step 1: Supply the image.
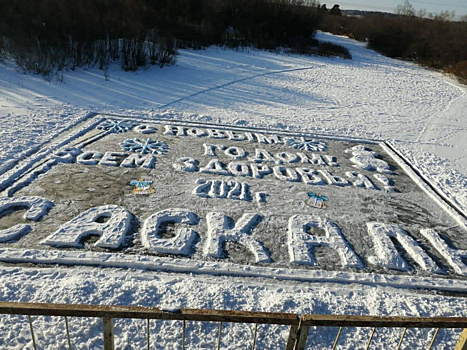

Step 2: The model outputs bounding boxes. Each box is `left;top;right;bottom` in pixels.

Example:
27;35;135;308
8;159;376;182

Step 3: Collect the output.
0;32;466;349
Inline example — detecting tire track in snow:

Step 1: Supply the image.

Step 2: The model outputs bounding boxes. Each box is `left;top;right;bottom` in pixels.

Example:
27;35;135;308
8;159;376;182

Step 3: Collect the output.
156;65;320;109
414;80;466;143
424;127;465;144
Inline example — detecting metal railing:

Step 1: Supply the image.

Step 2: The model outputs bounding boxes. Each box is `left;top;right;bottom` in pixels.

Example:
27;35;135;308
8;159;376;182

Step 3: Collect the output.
0;302;466;349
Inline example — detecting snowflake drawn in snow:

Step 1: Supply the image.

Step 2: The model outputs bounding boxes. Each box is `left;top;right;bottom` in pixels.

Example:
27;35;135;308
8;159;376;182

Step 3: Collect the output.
98;119;139;133
121;138;168;155
286;137;327;152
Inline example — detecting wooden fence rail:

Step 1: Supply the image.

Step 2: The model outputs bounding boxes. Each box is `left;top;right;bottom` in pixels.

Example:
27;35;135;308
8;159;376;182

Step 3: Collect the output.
0;302;466;350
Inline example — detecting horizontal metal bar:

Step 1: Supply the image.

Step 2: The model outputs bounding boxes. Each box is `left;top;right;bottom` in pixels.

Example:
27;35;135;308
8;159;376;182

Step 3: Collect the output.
300;314;467;328
1;302;466;329
0;302;298;325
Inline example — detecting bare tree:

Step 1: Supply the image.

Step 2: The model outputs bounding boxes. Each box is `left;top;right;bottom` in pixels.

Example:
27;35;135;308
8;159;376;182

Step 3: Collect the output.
395;0;415;17
416;8;427;18
434;10;455;22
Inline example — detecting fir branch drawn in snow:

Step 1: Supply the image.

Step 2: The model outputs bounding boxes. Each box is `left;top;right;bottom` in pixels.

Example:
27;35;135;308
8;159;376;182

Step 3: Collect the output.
286;137;327;152
121;138;169;155
98;119;139;133
307;192;328;209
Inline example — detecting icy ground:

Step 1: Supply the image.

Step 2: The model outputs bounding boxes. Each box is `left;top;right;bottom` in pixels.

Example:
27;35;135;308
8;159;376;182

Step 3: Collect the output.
0;32;466;348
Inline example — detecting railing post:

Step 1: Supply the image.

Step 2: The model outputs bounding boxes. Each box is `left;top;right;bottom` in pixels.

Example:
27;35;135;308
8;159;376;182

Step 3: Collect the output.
428;328;440;350
291;317;310;350
455;328;467;350
182;320;186;350
396;327;407;350
147;319;150;350
331;327;343;350
28;315;37;350
365;327;377;350
64;316;72;350
217;322;223;350
251;323;258;350
286;324;299;350
295;325;310;350
103;317;114;350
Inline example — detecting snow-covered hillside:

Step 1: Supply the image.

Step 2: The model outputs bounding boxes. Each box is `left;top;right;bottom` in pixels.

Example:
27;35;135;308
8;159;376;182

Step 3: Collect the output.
0;32;466;349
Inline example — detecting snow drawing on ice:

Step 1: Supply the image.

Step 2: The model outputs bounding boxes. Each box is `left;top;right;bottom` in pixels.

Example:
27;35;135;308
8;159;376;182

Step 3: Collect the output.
373;173;395;192
366;222;443;274
345;144;392;173
204;212;270;263
288;215;363;268
41;205;132;249
193;178;253;201
134;124;157;134
420;228;467;276
121;138;168;155
306;192;328;209
97;119;138;133
0;115;466;288
54;147;81;163
286;137;327;152
141;209;199;255
0;196;53;243
1;32;467;348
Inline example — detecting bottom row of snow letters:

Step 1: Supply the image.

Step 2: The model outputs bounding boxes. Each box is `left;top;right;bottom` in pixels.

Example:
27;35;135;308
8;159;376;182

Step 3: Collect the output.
0;196;465;276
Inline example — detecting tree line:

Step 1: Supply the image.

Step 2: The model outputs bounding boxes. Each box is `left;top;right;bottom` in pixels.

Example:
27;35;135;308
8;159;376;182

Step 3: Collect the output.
3;0;462;83
0;0;325;75
320;4;467;83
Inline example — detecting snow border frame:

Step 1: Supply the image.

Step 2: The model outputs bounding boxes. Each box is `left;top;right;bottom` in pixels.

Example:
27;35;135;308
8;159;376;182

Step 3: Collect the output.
0;113;465;292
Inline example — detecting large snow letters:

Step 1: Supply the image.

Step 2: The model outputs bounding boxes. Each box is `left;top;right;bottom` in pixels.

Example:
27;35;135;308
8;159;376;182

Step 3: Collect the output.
0;116;465;283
